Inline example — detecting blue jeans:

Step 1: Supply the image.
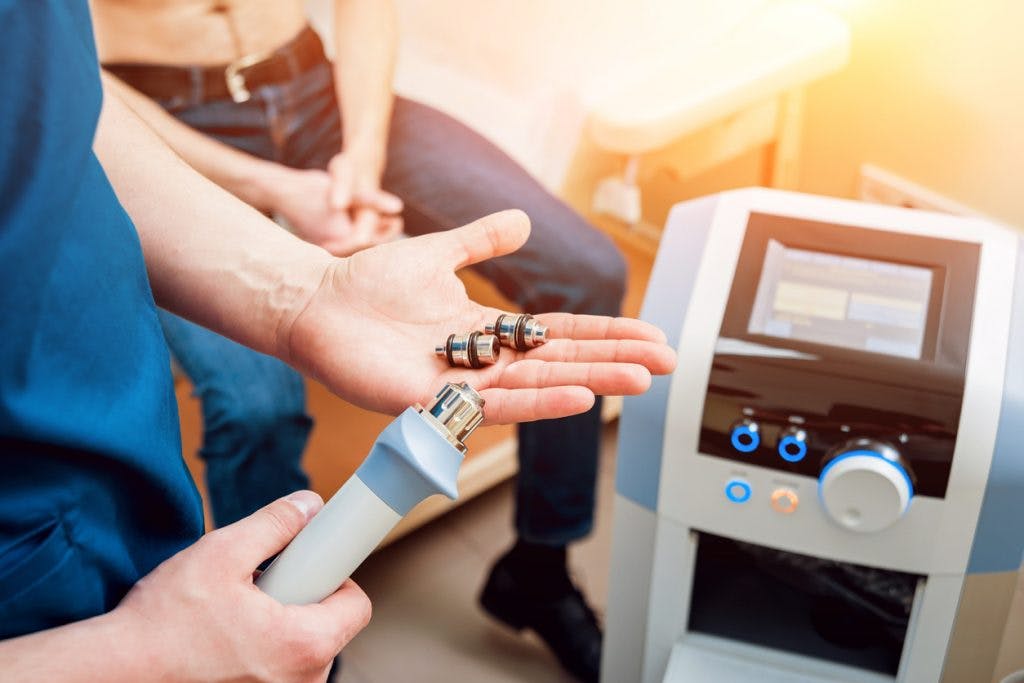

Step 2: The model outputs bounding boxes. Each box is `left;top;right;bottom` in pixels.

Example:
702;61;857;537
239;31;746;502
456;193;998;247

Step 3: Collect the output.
159;310;311;527
143;42;626;543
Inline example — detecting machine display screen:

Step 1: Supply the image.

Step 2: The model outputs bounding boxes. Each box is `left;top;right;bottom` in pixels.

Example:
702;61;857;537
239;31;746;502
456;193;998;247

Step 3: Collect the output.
747;240;933;359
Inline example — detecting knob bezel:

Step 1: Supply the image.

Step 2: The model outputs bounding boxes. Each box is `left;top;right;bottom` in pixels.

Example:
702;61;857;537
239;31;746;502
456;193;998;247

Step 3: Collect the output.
818;438;915;533
820;438;916;489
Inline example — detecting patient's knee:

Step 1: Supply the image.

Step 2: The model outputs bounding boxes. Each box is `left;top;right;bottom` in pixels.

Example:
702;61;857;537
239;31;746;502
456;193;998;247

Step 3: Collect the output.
200;380;310;453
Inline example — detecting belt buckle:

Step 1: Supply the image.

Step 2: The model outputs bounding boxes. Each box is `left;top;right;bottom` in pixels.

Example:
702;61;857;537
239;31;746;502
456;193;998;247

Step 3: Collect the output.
225;49;274;103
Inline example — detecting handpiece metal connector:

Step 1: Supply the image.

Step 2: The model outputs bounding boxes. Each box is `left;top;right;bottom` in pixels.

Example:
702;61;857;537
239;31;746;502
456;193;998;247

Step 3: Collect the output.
417;382;485;454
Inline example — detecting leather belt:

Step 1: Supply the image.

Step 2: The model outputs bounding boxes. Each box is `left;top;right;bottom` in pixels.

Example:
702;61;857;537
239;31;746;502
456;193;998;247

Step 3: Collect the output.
104;25;326;105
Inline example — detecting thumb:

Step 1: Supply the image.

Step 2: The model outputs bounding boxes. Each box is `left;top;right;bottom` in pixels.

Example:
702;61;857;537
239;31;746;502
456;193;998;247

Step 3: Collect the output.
216;490;324;575
421;209;531;270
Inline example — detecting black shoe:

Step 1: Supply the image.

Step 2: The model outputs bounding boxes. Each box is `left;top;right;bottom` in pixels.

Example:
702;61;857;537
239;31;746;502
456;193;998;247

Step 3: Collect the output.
479;557;602;683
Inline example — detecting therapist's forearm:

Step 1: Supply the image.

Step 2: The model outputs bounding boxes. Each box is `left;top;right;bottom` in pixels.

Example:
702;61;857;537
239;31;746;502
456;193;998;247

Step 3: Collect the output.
94;79;333;361
0;612;147;683
333;0;397;177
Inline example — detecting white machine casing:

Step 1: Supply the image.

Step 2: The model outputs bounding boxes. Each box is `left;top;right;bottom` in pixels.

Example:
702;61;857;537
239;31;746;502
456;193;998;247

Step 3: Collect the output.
603;189;1024;683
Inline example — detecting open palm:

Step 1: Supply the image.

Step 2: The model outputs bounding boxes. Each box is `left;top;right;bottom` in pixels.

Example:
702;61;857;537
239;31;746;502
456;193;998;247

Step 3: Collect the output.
285;210;676;424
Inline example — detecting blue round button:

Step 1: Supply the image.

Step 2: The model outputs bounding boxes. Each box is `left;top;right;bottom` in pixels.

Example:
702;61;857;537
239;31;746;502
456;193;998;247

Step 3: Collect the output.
724;478;752;503
778;435;808;462
730;423;760;453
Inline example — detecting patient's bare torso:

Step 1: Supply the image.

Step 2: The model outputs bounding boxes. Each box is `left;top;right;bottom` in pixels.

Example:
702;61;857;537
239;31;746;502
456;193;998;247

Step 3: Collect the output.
91;0;308;64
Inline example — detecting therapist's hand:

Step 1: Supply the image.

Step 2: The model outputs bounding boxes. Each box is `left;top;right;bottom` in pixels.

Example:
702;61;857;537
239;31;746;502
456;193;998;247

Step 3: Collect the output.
282;209;677;425
111;491;369;683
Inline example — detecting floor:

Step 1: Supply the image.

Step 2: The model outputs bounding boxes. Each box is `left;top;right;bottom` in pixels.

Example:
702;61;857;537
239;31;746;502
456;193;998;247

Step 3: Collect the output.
336;426;619;683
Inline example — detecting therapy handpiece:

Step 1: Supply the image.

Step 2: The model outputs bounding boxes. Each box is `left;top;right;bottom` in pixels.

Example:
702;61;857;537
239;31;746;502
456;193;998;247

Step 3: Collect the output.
256;382;484;605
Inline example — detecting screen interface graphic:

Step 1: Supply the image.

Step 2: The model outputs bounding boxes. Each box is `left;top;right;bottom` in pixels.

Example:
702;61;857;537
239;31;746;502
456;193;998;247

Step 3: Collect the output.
747;240;933;359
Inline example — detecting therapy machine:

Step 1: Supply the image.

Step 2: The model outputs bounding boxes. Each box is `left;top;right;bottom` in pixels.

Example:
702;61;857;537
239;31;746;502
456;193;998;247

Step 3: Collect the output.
604;189;1024;682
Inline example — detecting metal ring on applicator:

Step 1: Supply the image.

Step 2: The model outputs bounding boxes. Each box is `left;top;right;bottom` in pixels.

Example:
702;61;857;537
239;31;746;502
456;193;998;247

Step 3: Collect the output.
435;332;500;368
484;313;548;351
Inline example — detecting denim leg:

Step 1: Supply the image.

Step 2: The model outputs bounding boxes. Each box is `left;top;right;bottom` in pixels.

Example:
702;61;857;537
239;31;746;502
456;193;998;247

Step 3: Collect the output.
157;310;311;528
382;98;627;545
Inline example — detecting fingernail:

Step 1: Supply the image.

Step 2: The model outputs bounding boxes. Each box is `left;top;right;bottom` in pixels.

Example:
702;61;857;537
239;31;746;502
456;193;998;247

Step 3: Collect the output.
284;490;322;520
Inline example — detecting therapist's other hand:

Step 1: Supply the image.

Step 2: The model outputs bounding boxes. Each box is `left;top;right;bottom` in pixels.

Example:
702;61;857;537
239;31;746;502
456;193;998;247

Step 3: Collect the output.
283;209;677;425
113;491;369;683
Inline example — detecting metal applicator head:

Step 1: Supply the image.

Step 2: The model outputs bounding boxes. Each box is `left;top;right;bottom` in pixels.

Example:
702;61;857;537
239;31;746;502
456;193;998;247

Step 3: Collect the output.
435;332;500;369
484;313;548;351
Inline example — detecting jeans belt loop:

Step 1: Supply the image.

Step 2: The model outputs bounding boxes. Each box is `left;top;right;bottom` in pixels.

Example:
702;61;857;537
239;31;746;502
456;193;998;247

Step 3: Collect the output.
188;66;204;108
225;49;275;104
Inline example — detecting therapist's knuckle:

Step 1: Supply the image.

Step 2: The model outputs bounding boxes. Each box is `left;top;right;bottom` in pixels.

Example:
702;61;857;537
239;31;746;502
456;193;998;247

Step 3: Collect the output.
283;622;337;669
331;595;372;651
190;528;227;563
262;500;304;541
353;592;373;630
482;220;504;253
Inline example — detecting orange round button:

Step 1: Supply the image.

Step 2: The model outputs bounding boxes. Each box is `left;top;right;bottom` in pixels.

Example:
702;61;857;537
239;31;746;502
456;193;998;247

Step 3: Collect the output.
771;488;799;514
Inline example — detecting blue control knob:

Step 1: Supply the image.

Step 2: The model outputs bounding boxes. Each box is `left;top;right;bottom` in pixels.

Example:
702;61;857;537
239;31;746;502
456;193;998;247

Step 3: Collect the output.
730;419;760;453
819;438;914;533
724;478;752;503
778;427;808;462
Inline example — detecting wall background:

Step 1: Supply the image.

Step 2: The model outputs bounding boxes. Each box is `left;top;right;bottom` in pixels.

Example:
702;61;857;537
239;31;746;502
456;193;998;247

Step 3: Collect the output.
799;0;1024;226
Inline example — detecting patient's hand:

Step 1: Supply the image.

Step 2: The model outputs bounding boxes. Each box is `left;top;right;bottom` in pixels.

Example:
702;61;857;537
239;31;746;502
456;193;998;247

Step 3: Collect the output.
262;165;401;256
325;152;405;255
283;210;676;425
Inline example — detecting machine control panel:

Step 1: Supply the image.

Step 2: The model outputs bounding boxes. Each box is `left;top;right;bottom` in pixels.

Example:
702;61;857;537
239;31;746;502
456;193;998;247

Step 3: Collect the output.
700;213;979;501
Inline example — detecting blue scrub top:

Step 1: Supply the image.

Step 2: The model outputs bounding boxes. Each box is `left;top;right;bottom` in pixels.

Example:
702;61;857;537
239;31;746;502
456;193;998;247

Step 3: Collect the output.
0;1;204;638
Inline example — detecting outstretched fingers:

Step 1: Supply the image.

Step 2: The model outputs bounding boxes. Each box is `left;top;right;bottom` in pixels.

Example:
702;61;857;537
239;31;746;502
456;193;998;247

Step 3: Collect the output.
523;338;676;375
477;386;595;425
536;313;669;344
496;359;652;395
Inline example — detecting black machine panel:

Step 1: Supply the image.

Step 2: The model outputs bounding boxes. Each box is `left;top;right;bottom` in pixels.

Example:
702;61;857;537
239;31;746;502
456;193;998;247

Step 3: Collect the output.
699;213;980;498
